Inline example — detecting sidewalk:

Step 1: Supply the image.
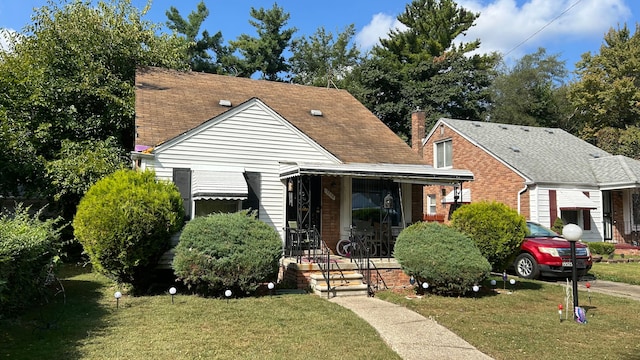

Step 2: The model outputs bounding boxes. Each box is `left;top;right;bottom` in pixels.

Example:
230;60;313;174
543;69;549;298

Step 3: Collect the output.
577;278;640;301
330;296;493;360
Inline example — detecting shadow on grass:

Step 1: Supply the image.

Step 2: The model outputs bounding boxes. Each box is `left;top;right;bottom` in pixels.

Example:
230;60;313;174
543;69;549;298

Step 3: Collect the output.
0;269;110;359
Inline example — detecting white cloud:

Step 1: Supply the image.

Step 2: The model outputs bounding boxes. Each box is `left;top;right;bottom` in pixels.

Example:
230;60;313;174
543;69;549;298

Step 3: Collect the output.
355;13;406;51
354;0;632;66
457;0;631;61
1;28;16;52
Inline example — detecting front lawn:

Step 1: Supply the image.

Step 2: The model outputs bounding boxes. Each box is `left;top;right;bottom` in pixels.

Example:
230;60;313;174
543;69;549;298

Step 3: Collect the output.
0;266;400;360
378;276;640;360
590;261;640;285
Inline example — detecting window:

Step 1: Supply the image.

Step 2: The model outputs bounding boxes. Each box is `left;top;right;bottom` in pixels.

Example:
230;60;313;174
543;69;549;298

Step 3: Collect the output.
435;140;452;168
352;179;400;226
427;194;437;215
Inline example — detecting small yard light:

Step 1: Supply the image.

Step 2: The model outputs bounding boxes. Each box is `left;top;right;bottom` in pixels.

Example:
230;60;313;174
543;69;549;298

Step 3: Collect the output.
558;304;563;323
509;278;516;293
502;271;508;290
169;287;177;304
267;282;275;297
421;282;429;295
490;279;497;291
563;223;583;319
472;285;479;299
585;282;591;305
114;291;122;309
225;289;232;304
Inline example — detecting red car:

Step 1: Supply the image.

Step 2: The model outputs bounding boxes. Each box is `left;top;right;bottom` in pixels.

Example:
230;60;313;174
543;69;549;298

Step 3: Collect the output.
513;222;593;279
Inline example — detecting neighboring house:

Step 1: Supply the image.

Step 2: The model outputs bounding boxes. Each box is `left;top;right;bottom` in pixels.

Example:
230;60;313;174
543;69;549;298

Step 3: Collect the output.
413;112;640;244
132;67;473;256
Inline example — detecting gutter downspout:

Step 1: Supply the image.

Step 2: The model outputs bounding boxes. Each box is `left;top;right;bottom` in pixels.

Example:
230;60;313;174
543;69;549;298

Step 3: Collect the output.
517;184;528;215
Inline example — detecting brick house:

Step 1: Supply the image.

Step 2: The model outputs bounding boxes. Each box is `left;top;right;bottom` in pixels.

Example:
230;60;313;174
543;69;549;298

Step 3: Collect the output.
131;67;473;259
413;111;640;244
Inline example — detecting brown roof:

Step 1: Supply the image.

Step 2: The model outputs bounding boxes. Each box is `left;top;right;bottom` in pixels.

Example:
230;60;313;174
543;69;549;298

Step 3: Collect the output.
135;67;426;165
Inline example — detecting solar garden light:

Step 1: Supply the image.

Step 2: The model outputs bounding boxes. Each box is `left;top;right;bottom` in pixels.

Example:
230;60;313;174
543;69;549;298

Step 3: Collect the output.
509;278;516;292
562;223;583;319
267;282;275;297
490;279;497;291
472;285;480;299
169;287;177;304
224;289;232;304
421;281;429;295
114;291;122;309
558;303;563;323
585;282;591;305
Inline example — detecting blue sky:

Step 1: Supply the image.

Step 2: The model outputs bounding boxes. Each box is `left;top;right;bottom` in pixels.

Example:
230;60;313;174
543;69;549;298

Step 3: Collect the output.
1;0;639;74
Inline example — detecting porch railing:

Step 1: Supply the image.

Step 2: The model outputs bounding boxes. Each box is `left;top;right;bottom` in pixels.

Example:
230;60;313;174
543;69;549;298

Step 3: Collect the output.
348;226;375;296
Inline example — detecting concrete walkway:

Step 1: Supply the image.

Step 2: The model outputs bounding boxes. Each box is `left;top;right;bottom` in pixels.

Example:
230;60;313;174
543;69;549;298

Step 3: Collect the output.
577;278;640;301
330;296;493;360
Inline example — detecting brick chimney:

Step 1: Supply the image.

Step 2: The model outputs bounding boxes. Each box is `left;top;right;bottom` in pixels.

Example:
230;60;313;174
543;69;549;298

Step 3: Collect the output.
411;110;426;158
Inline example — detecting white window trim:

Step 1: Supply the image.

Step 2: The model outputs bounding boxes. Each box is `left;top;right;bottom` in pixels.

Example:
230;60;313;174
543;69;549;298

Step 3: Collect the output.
434;139;453;169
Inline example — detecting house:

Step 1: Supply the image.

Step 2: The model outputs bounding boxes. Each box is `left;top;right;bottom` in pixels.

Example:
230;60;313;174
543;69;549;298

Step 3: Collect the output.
414;112;640;244
132;67;473;290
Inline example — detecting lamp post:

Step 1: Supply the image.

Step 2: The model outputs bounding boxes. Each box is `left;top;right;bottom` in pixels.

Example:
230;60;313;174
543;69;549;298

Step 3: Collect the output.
562;223;583;319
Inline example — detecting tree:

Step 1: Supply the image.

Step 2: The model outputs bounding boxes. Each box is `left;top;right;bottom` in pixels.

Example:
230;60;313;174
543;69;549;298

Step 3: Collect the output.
488;48;571;128
289;25;362;88
349;0;499;140
228;4;296;80
166;1;230;74
0;0;188;197
568;24;640;138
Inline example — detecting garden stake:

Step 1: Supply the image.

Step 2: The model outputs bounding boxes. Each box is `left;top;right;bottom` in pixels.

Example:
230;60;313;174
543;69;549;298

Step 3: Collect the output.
558;304;563;323
586;282;591;305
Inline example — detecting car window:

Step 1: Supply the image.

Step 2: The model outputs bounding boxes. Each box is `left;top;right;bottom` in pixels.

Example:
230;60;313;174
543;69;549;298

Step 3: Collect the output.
526;222;559;237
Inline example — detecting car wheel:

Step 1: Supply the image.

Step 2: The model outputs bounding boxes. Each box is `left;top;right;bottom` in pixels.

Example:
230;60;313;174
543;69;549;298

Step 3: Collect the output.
515;253;540;279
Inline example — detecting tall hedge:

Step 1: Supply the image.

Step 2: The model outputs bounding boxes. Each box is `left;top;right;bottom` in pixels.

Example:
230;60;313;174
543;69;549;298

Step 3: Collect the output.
73;169;184;289
451;201;527;271
173;211;282;296
0;204;62;317
394;222;491;296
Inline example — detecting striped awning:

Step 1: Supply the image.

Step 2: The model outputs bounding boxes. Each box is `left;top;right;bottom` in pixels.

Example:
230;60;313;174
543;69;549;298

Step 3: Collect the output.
192;171;248;200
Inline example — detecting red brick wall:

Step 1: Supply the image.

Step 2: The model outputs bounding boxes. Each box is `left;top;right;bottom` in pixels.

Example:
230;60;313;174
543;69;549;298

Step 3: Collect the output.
422;123;529;220
321;176;341;253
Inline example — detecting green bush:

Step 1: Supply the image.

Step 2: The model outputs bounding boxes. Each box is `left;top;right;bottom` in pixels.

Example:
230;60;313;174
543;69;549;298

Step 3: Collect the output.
73;169;184;290
450;201;527;271
0;204;62;317
551;217;564;235
587;242;615;256
173;211;282;296
394;222;491;296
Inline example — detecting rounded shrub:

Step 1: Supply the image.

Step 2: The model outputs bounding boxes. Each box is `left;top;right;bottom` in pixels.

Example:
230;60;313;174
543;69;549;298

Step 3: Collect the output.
73;169;184;289
450;201;527;271
173;211;282;296
394;222;491;296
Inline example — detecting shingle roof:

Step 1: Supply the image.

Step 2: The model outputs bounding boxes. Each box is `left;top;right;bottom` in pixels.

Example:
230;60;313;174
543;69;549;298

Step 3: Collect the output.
591;155;640;188
135;67;426;165
440;118;611;185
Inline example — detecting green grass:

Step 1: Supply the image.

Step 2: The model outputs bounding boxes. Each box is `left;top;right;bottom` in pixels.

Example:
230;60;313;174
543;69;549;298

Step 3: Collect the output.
590;261;640;285
0;266;400;360
377;276;640;360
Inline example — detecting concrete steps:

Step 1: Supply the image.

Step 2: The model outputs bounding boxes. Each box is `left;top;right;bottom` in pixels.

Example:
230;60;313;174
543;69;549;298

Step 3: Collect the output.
310;271;369;297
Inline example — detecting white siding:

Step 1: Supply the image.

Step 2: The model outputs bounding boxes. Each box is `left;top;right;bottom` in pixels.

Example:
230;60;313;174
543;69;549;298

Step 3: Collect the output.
530;187;604;241
141;101;339;240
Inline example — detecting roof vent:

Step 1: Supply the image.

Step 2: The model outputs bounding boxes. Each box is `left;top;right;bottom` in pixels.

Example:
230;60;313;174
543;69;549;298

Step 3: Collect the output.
544;129;554;134
310;109;323;116
219;99;232;107
590;153;601;158
499;125;508;130
472;122;481;127
509;146;521;153
521;127;530;132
